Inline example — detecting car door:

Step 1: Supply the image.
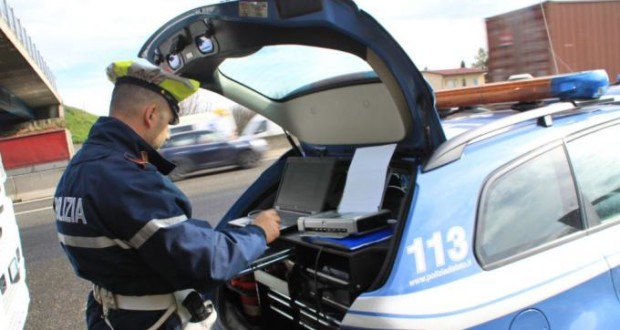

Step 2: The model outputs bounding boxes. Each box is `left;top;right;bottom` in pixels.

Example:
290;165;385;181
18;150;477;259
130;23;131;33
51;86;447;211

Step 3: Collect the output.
565;123;620;317
191;131;234;169
0;152;29;330
472;143;617;329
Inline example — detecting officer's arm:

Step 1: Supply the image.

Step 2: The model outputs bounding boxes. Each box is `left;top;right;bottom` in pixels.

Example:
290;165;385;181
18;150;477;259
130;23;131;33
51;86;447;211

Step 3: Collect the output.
112;173;269;290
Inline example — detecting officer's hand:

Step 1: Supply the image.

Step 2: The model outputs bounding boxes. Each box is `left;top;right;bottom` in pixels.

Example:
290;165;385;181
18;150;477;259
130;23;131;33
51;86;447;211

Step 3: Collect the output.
252;209;280;243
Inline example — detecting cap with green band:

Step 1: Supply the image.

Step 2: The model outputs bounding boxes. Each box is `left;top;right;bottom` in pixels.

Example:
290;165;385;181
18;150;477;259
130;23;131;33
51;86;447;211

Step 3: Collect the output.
106;60;200;125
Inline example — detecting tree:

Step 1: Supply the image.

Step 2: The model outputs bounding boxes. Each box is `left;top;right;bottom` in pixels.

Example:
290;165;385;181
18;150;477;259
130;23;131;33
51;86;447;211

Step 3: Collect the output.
471;47;488;70
460;60;466;68
231;104;256;132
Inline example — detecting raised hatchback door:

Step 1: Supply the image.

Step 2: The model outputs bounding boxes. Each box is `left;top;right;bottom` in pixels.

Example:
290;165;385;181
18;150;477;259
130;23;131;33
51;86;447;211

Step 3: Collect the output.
139;0;445;154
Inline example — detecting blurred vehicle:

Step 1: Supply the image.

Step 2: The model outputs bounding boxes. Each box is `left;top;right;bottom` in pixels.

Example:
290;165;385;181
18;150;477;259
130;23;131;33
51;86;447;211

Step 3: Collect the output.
0;152;29;329
142;1;620;329
159;130;268;181
169;111;238;138
241;114;283;138
507;73;534;81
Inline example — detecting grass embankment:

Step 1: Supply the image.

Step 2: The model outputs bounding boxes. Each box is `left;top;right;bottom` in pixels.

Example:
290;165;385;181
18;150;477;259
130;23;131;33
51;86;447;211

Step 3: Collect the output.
64;106;98;144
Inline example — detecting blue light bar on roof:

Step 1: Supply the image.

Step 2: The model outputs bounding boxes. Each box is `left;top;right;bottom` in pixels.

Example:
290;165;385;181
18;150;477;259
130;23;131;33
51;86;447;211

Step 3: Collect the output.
435;69;610;109
550;69;609;100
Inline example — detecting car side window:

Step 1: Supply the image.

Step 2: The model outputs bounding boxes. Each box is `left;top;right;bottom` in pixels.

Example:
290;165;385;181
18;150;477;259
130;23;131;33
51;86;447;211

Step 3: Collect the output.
476;146;581;268
169;135;196;147
197;132;220;144
567;124;620;224
255;120;267;134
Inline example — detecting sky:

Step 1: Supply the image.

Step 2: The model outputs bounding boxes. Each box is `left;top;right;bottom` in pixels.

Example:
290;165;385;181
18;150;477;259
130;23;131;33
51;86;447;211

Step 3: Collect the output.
6;0;544;116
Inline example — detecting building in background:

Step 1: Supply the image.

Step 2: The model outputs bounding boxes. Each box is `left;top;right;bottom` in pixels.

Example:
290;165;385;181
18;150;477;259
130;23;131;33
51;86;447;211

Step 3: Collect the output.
486;0;620;82
422;68;486;91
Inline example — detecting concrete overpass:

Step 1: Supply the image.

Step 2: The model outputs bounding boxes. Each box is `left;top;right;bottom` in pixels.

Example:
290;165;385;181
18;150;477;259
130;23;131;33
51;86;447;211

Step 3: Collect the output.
0;0;62;126
0;0;72;202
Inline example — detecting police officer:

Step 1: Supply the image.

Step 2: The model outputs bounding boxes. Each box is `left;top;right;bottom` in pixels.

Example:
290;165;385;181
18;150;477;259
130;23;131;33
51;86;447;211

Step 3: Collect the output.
54;61;281;329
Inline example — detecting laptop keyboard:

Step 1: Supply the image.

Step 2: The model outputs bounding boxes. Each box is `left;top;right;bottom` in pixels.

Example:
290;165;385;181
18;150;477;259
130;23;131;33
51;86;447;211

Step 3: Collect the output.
277;211;302;229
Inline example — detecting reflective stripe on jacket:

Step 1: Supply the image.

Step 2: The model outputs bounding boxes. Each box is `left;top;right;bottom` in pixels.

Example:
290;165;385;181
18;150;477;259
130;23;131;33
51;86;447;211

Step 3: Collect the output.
54;117;268;296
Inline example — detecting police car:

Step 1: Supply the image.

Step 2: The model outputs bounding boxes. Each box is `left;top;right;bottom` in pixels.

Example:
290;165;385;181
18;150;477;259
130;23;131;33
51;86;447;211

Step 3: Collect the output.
0;152;30;329
140;0;620;328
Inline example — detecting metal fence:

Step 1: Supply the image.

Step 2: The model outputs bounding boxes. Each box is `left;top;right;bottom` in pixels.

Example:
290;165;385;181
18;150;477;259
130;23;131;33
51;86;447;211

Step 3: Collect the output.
0;0;57;90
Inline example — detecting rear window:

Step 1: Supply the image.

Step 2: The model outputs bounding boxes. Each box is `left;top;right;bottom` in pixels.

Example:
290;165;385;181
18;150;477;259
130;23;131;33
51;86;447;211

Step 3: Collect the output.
476;146;582;268
219;45;373;100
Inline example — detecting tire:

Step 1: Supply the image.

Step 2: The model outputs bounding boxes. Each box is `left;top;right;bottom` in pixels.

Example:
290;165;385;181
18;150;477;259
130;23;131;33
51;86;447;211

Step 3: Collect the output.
169;159;191;181
237;150;260;169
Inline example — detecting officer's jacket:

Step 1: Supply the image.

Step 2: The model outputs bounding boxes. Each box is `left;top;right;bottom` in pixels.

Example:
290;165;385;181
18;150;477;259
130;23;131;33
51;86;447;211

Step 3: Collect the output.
54;117;268;295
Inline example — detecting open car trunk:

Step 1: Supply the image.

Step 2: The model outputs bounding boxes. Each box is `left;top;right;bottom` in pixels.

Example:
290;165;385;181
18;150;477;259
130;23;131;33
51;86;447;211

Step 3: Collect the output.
213;152;417;329
139;0;445;328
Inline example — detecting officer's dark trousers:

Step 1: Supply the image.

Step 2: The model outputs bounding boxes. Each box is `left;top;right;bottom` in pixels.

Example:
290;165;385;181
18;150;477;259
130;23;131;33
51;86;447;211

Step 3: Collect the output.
86;292;183;330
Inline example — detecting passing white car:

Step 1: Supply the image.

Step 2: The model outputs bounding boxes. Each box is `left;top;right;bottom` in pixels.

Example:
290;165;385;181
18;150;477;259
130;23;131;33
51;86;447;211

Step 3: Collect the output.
0;152;29;329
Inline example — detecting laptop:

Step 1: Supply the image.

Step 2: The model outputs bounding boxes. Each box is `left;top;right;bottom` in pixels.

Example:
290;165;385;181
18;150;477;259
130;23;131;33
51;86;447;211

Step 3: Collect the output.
273;157;340;230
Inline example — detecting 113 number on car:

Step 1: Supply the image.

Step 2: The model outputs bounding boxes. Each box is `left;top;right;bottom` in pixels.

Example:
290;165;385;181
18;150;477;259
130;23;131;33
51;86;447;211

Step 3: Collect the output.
406;225;469;274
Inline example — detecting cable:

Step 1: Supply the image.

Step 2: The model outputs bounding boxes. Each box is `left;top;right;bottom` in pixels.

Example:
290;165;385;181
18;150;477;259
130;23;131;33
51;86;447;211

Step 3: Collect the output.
313;246;324;326
539;1;560;75
284;130;305;157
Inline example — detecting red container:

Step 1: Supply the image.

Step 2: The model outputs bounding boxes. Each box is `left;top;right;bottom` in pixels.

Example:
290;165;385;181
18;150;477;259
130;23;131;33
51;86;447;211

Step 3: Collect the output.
0;129;72;170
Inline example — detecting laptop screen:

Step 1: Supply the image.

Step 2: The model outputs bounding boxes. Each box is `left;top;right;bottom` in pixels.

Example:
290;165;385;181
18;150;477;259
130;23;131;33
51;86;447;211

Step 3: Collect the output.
274;157;337;213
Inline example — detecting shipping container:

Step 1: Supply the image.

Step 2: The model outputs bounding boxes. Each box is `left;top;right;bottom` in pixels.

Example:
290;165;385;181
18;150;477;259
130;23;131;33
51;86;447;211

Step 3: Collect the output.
486;0;620;82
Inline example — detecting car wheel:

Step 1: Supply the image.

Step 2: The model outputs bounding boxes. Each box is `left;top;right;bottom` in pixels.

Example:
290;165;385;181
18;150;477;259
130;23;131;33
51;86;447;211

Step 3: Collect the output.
237;150;260;169
170;159;191;181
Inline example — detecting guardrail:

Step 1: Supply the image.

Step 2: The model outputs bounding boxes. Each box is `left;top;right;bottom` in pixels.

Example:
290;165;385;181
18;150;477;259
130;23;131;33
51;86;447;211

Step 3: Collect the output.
0;0;56;90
